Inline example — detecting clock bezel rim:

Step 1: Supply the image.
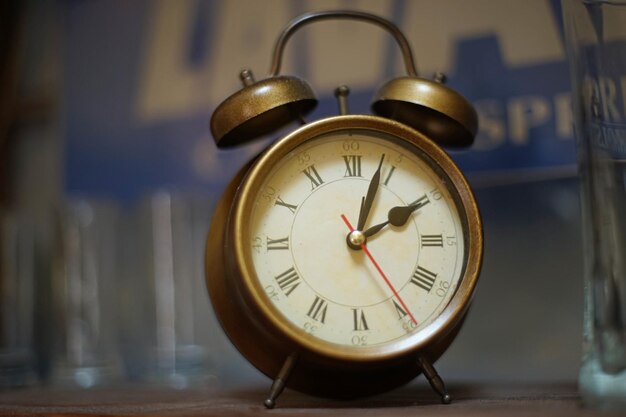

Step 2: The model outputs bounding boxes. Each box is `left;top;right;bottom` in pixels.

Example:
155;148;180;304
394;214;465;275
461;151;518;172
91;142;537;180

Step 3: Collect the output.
228;114;483;364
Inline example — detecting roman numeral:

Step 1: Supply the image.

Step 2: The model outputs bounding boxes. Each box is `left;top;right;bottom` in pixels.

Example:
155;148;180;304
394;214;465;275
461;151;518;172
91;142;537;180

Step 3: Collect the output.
421;234;443;247
383;165;396;186
274;267;301;296
352;308;369;331
411;194;430;210
302;165;324;190
411;266;437;292
274;196;298;214
342;155;362;177
267;236;289;250
307;296;328;323
392;299;408;320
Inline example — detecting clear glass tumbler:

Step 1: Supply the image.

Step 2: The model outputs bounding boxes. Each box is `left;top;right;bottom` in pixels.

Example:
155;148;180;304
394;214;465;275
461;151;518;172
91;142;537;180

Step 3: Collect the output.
563;0;626;410
0;214;37;388
50;199;124;387
123;191;217;389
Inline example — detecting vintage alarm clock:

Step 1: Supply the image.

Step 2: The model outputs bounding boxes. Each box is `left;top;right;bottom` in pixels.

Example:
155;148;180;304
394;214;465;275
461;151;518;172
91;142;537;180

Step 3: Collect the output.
205;10;482;408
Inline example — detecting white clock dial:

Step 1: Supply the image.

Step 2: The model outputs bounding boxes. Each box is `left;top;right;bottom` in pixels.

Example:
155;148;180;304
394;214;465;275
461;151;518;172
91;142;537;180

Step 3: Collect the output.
248;129;466;347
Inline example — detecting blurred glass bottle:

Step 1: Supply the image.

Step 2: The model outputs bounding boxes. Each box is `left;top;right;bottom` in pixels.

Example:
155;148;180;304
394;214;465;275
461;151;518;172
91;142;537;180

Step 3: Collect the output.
563;0;626;410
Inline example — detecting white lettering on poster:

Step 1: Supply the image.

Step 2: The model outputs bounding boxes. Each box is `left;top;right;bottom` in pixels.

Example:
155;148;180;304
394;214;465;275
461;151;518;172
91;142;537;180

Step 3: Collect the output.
136;0;293;122
401;0;564;75
135;0;567;132
473;93;573;151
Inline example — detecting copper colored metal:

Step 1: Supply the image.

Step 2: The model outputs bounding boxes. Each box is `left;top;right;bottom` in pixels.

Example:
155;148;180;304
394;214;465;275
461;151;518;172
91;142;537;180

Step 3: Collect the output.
210;71;317;147
372;77;478;148
205;115;483;400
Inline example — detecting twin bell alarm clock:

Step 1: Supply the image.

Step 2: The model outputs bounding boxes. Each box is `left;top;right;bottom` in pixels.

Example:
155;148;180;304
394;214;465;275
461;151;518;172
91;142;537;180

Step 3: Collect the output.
205;10;482;408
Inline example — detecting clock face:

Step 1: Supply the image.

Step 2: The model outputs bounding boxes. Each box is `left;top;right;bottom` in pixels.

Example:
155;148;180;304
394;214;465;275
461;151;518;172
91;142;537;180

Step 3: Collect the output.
244;127;467;349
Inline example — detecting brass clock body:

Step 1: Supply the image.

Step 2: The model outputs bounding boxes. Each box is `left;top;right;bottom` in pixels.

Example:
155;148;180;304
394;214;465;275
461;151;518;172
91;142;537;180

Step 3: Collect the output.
204;10;483;407
205;115;482;399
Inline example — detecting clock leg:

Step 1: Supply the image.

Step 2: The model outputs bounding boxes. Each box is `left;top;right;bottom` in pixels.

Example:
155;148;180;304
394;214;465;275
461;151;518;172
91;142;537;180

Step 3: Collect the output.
417;356;452;404
264;353;298;409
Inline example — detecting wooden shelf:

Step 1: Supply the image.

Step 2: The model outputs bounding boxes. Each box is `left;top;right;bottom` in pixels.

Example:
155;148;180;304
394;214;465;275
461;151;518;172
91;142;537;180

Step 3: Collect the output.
0;382;614;416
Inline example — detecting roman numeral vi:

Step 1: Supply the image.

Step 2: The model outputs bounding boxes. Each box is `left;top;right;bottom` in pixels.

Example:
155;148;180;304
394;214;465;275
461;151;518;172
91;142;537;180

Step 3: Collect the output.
352;308;369;331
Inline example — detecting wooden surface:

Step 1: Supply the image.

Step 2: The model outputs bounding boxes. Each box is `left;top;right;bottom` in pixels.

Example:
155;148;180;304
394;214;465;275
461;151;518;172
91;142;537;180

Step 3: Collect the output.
0;383;618;416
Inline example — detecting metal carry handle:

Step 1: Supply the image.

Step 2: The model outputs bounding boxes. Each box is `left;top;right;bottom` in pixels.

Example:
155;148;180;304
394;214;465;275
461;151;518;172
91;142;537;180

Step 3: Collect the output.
269;10;418;77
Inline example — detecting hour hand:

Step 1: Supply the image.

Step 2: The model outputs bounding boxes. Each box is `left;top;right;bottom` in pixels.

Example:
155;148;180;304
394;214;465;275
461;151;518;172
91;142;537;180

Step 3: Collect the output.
363;195;430;238
388;195;428;226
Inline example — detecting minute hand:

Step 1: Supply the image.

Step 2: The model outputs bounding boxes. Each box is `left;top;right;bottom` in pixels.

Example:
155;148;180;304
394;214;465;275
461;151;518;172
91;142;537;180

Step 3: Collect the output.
363;196;430;238
356;154;386;231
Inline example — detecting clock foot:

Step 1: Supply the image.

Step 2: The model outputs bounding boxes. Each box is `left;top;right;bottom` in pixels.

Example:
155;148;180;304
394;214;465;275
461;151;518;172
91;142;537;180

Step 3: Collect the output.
418;356;452;404
264;353;298;409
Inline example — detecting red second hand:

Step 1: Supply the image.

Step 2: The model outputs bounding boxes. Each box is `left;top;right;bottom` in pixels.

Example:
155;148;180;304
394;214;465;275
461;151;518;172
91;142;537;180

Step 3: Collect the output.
340;214;418;326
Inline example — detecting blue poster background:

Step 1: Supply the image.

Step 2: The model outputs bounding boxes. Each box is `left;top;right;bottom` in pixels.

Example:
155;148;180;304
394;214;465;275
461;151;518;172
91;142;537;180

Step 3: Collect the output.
64;0;575;201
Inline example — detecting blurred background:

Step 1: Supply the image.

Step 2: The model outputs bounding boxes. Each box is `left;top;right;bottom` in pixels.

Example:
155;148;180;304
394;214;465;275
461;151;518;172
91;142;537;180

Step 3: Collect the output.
1;0;582;391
